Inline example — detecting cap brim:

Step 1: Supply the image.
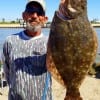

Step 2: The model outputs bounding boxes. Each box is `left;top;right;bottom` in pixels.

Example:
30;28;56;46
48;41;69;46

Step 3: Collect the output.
25;1;45;15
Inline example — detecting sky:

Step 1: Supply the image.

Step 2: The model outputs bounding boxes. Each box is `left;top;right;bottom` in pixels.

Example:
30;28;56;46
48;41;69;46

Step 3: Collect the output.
0;0;100;22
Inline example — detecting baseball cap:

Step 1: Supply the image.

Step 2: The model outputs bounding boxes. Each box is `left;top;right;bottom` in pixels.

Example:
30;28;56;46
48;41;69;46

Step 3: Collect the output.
25;0;46;15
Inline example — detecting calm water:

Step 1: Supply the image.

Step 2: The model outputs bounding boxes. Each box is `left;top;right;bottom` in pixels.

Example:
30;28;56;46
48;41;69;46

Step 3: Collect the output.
0;27;100;62
0;28;50;52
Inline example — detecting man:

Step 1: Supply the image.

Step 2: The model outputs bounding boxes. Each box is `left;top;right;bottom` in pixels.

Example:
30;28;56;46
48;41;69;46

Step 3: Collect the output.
2;0;52;100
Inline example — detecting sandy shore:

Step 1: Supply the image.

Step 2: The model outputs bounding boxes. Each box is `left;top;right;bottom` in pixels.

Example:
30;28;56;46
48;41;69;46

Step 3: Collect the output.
52;75;100;100
0;23;100;28
0;75;100;100
0;24;21;28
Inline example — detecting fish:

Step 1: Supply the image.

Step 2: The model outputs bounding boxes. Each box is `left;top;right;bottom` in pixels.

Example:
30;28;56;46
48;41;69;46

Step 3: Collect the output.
46;0;98;100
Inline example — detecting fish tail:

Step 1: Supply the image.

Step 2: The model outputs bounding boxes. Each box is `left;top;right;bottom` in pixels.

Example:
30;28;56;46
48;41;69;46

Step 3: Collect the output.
64;95;83;100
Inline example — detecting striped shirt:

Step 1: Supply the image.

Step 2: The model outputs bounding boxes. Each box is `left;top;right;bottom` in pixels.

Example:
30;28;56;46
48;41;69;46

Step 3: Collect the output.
2;31;52;100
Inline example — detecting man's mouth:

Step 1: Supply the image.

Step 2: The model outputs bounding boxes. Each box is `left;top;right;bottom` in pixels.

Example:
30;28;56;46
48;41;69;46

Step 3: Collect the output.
27;20;39;26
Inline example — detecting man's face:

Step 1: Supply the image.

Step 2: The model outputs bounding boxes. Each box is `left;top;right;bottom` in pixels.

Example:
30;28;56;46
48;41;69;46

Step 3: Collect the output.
23;3;48;33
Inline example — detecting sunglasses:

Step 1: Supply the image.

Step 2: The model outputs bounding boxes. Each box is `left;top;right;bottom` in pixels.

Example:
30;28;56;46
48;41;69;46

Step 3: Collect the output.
25;7;45;16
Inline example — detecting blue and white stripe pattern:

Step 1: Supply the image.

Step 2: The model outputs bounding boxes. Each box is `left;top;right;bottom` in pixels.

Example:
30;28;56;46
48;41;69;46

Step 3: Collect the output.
2;31;52;100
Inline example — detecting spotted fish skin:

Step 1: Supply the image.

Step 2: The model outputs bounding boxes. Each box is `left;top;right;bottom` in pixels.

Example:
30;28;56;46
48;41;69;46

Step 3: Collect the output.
46;0;98;100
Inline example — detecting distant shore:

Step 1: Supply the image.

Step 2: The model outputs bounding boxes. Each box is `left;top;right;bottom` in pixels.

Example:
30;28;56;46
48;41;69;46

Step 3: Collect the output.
0;23;100;28
91;23;100;27
0;24;23;28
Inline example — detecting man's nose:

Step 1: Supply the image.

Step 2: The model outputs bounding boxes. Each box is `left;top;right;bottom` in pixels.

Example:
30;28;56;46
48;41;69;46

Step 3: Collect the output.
31;12;38;18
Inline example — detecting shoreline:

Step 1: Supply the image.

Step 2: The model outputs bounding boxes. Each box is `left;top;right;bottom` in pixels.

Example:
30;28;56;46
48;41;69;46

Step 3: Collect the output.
0;23;100;28
0;24;22;28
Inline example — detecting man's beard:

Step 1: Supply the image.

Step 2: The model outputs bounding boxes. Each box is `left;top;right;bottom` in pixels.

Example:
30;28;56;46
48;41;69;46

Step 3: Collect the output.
25;21;42;33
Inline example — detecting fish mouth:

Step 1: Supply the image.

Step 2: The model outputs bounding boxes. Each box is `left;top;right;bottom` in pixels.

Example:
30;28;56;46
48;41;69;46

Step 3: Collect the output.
64;0;87;18
67;6;77;13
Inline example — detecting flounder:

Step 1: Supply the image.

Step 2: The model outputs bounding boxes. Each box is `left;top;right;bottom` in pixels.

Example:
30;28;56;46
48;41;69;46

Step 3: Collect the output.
46;0;98;100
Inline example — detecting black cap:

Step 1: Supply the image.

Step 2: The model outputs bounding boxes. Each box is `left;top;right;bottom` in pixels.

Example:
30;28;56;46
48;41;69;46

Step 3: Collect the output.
25;1;45;15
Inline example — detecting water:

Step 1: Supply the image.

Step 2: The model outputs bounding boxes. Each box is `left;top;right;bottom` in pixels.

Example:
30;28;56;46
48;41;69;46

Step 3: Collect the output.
0;27;100;62
0;28;50;52
0;28;50;43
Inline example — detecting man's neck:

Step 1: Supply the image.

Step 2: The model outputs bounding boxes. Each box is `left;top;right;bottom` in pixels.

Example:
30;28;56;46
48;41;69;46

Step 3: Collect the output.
24;30;41;37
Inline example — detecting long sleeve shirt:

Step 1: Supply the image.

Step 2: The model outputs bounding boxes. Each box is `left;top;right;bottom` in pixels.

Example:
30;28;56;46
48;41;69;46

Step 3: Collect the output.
2;31;52;100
